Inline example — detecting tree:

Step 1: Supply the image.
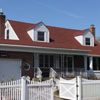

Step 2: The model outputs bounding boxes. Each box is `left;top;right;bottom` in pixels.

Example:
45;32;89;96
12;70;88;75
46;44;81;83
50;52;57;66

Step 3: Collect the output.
96;37;100;43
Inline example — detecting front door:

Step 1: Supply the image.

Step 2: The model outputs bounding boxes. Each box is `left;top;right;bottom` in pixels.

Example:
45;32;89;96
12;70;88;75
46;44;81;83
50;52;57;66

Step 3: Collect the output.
39;54;54;77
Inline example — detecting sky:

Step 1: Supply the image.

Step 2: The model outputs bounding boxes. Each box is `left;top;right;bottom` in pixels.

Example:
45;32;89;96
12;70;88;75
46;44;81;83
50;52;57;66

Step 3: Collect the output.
0;0;100;37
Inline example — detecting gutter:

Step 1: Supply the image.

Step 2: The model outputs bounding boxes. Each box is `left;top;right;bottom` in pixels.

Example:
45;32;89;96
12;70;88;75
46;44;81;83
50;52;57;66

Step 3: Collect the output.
0;43;91;53
88;54;100;57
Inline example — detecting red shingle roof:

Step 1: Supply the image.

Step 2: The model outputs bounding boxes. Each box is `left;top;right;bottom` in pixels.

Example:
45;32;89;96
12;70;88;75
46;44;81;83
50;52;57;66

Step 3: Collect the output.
0;20;100;56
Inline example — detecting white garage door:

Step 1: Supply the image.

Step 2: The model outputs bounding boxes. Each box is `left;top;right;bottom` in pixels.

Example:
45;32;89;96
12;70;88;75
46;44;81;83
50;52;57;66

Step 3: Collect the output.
0;59;21;81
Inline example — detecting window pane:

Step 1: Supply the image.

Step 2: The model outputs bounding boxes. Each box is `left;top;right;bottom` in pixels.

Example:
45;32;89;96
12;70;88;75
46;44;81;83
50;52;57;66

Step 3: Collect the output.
87;57;90;70
68;57;73;72
39;55;54;68
50;56;54;67
39;55;44;67
7;30;9;39
45;55;49;67
93;57;97;70
38;32;44;41
85;38;90;45
98;58;100;70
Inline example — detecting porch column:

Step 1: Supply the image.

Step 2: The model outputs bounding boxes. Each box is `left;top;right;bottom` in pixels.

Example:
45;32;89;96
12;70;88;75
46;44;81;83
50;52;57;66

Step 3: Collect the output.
89;56;93;70
61;55;64;76
84;56;87;73
34;53;39;68
34;53;39;77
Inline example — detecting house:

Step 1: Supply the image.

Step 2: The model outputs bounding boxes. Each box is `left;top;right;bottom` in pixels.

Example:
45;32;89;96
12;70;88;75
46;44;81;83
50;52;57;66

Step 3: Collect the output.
0;11;100;81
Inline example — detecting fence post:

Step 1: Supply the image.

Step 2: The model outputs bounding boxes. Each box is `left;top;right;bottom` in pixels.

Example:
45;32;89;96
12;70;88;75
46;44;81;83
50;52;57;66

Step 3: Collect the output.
77;76;82;100
51;79;54;100
21;76;28;100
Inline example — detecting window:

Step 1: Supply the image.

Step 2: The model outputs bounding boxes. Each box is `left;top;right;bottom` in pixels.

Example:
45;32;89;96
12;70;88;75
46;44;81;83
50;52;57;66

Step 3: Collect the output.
85;38;90;45
87;57;90;70
39;55;54;68
24;63;30;71
93;57;100;70
67;56;73;72
38;31;44;41
7;30;9;39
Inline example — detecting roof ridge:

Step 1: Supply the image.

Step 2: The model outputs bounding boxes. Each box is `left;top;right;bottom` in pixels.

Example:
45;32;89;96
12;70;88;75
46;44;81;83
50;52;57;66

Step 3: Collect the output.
7;19;85;32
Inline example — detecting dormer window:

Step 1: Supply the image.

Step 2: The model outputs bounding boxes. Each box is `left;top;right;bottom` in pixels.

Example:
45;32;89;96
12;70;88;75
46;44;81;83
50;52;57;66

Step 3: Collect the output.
38;31;45;41
85;38;90;45
7;30;9;39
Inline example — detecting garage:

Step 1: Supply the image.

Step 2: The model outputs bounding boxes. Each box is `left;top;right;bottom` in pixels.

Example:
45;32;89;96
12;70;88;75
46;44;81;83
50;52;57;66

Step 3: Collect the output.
0;59;21;81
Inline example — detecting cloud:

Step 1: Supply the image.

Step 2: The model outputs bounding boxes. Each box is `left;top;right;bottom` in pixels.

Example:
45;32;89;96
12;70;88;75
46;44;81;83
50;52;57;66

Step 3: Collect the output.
34;0;84;19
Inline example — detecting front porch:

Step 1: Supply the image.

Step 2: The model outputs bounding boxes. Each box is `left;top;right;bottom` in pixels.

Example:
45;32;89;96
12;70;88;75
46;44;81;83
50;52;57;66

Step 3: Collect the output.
34;53;100;78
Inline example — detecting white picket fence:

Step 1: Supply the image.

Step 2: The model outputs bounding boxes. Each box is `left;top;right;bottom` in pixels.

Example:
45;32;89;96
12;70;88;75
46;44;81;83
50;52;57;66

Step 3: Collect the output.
0;79;21;100
82;78;100;100
60;76;100;100
0;77;54;100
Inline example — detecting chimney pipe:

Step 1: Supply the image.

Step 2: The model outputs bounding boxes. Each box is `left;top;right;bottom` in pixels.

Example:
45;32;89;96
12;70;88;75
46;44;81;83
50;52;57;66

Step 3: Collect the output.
89;24;95;37
0;9;5;39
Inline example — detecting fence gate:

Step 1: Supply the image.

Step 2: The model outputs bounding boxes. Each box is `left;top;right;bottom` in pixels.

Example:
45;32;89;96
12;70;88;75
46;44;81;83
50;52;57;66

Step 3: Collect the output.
59;77;77;100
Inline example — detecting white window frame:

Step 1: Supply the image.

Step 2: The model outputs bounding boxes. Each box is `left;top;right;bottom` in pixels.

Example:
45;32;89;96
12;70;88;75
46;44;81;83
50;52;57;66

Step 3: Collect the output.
85;37;91;46
37;31;46;42
6;29;9;40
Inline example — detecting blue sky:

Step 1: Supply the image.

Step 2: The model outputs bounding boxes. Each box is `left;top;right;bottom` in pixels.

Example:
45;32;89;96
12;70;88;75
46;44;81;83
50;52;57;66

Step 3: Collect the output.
0;0;100;37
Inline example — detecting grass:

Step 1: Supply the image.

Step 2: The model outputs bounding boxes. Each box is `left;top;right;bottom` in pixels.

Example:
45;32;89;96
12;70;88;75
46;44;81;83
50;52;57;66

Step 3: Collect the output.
54;90;59;96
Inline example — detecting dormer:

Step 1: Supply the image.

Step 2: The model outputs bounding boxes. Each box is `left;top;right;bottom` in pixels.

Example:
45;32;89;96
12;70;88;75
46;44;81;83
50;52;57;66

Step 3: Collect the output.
75;25;95;47
27;22;50;42
5;21;19;40
83;29;94;46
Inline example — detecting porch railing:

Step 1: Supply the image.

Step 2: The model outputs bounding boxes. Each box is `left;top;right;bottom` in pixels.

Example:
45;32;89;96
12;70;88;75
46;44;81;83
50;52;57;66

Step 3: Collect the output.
34;67;42;80
49;68;57;78
53;67;87;78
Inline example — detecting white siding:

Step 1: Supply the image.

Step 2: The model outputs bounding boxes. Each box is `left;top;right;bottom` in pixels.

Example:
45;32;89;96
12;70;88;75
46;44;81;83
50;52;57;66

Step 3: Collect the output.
75;35;83;45
5;21;19;40
27;29;34;40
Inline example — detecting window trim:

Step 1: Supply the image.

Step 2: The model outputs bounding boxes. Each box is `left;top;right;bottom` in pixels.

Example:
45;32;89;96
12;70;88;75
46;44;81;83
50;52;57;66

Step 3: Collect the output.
39;54;55;68
24;63;30;71
85;37;91;46
6;30;9;39
37;31;45;42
